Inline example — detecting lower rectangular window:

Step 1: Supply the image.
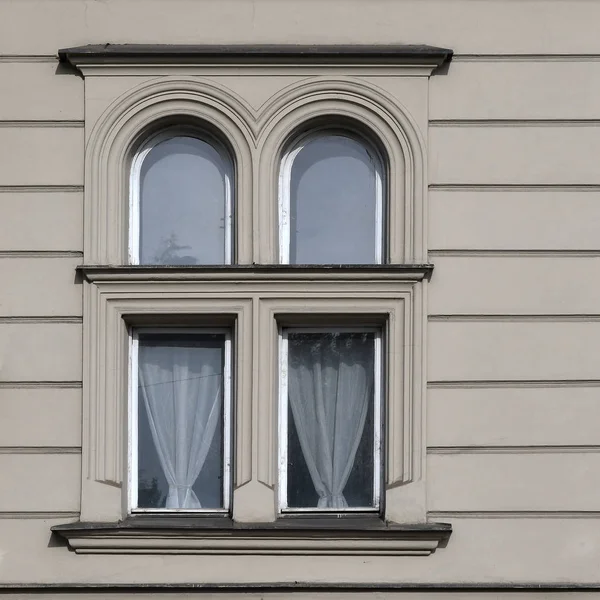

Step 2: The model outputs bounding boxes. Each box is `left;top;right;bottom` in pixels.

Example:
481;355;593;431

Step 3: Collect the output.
279;327;383;513
129;328;232;513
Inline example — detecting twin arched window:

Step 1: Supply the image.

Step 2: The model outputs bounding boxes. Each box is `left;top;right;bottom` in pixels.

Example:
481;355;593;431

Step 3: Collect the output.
130;127;385;265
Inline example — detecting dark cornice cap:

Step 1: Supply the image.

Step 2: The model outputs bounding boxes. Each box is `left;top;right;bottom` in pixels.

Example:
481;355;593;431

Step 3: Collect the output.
58;43;453;68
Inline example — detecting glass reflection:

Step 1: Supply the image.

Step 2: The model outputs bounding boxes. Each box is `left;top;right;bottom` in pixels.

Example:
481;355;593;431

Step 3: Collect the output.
288;134;381;264
139;136;231;265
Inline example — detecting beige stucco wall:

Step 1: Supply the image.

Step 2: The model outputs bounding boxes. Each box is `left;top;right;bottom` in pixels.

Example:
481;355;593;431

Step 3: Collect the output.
1;0;600;594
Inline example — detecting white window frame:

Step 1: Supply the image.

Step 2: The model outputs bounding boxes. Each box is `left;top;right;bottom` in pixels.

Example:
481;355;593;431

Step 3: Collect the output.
278;129;385;265
278;325;383;514
128;128;235;266
128;326;233;514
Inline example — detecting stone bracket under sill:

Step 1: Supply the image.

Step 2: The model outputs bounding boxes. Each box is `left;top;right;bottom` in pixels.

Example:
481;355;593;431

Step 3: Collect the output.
52;519;452;556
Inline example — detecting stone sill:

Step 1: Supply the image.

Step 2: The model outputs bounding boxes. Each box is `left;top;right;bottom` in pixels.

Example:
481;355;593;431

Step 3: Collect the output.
52;518;451;556
78;264;435;283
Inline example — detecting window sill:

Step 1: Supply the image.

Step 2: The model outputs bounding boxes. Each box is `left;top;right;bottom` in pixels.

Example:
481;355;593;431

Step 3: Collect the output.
77;264;434;283
52;518;451;556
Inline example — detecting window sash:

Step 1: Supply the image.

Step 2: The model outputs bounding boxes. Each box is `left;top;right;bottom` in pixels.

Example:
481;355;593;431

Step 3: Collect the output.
129;129;234;266
128;327;233;513
278;130;385;265
278;326;383;513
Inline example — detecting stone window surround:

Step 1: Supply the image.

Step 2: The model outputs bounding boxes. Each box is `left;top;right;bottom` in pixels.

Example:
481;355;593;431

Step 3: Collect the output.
53;44;453;556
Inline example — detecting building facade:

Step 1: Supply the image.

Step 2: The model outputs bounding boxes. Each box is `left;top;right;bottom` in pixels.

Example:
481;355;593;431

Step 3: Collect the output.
1;1;600;598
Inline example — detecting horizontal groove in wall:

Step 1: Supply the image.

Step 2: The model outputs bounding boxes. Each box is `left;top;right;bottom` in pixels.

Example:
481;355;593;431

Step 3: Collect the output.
0;317;82;324
0;250;83;258
428;379;600;389
0;53;598;64
431;119;600;127
0;185;83;193
428;445;600;454
454;54;600;62
2;54;600;64
0;511;79;519
0;185;83;194
0;447;81;454
0;55;57;63
429;183;600;192
0;120;83;128
429;249;600;257
3;583;600;591
428;314;600;322
0;381;82;389
429;510;600;519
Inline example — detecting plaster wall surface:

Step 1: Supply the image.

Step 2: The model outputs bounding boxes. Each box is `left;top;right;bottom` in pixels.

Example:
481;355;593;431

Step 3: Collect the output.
0;0;599;594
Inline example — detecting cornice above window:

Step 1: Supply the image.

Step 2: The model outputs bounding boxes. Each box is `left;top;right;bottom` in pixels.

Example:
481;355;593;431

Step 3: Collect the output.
58;43;453;73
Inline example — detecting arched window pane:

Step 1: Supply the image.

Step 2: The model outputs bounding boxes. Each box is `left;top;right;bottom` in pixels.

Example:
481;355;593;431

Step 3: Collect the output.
137;135;232;265
286;134;382;264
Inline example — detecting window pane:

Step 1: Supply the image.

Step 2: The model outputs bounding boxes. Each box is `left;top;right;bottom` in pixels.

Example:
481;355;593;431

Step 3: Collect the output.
136;332;226;510
288;134;381;264
139;136;231;265
285;330;377;510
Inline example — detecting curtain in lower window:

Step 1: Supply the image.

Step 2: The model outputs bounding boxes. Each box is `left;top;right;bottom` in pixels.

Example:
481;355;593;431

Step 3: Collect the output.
288;332;374;508
138;342;222;509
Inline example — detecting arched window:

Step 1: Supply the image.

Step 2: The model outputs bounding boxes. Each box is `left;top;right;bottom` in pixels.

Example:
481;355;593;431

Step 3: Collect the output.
130;131;234;265
279;130;385;265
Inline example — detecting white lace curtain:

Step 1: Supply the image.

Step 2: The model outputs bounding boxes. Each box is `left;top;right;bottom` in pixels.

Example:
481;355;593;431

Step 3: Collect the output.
287;334;374;508
138;342;222;509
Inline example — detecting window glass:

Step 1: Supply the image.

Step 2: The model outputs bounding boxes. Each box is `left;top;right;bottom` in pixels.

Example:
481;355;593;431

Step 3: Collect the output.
281;329;380;511
283;134;383;264
137;136;232;265
135;331;229;511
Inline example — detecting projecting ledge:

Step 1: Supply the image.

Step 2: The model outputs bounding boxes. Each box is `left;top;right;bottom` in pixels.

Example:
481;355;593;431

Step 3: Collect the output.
77;264;435;283
58;43;453;69
52;519;451;556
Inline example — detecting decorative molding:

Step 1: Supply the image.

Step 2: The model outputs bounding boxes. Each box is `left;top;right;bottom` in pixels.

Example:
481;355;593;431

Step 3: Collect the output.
52;519;451;556
255;288;422;491
83;72;429;265
81;271;426;522
257;77;428;263
83;77;255;265
83;281;253;491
